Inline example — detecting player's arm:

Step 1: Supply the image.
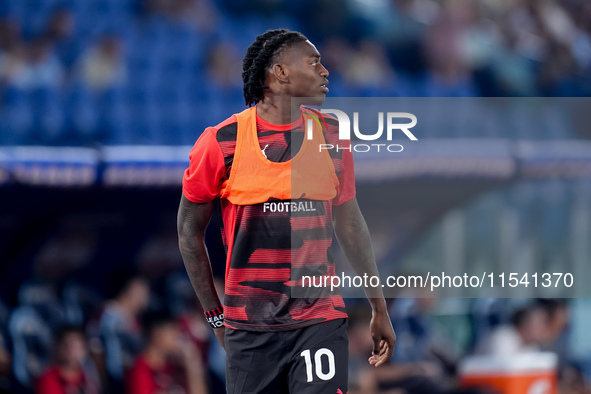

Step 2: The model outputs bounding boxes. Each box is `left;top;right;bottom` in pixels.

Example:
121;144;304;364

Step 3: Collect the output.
333;197;396;367
177;194;225;349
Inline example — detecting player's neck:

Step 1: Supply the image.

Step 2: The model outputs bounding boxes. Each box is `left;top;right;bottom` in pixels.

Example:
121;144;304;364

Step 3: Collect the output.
256;96;301;125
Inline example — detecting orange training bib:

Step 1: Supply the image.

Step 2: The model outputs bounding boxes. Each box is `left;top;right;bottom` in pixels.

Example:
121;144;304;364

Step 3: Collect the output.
220;106;339;205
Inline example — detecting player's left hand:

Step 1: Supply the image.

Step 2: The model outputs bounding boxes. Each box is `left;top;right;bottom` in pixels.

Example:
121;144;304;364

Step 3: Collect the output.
368;309;396;367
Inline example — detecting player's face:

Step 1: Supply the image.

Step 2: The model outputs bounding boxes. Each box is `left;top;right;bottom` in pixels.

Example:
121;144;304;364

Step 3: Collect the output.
281;40;329;105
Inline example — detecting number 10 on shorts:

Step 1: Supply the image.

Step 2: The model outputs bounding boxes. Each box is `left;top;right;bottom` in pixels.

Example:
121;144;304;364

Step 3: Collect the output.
300;348;336;382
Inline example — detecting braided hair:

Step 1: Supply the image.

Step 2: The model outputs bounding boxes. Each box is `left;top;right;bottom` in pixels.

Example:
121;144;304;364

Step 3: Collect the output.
242;29;308;107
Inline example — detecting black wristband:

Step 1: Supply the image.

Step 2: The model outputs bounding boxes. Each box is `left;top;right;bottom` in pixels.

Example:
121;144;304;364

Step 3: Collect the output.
204;306;224;328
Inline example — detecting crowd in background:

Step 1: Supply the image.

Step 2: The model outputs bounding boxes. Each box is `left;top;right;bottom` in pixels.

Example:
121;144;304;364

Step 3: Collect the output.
1;0;591;393
0;0;590;146
0;268;583;394
347;297;582;394
0;270;220;394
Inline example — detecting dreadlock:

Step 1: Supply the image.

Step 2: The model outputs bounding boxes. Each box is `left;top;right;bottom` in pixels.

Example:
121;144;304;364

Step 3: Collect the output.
242;29;308;107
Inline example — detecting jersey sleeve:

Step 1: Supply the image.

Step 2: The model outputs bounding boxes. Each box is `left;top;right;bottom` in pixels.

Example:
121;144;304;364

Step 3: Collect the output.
332;140;356;206
182;128;226;203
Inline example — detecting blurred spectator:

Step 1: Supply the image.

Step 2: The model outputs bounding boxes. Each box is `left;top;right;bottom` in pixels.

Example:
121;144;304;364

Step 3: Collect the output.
35;325;100;394
75;34;126;93
0;298;9;393
318;36;350;74
176;304;212;390
535;300;584;394
341;40;398;95
166;275;221;388
33;230;97;292
391;295;458;371
0;333;10;394
17;280;66;331
475;302;549;356
0;18;23;84
9;37;64;90
1;0;591;145
98;274;149;393
136;231;185;281
538;299;570;349
372;295;460;393
8;280;67;389
44;7;77;68
418;9;477;97
205;42;242;89
202;277;226;392
8;304;53;389
143;0;173;17
0;18;20;53
468;298;508;352
168;0;219;33
347;295;463;394
173;294;210;369
0;46;26;87
346;302;375;391
62;283;103;329
126;312;207;394
44;8;74;44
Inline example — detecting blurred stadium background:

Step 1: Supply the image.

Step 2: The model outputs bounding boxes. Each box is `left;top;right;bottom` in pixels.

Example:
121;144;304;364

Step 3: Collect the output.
1;0;591;393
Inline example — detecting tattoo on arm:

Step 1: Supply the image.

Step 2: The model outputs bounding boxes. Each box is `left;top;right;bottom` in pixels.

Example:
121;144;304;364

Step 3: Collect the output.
177;195;222;312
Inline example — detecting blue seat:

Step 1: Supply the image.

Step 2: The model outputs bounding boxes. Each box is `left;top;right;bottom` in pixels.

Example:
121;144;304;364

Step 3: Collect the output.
96;87;132;145
29;88;66;144
127;99;159;145
0;87;33;144
158;101;193;145
9;0;57;37
64;84;98;142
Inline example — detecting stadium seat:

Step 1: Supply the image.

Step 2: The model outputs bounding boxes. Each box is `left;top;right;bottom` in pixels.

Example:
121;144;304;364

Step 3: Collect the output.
0;87;33;145
28;87;66;145
97;86;132;145
6;0;58;38
63;83;99;143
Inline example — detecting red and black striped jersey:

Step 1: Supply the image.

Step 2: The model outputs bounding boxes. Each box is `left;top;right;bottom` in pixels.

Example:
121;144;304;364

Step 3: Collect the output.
182;108;355;331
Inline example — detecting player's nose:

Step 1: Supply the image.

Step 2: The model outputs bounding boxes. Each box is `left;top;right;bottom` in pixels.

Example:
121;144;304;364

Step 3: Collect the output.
319;63;329;78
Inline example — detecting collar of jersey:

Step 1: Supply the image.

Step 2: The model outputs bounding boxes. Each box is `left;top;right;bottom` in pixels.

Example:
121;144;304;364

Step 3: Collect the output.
255;112;305;132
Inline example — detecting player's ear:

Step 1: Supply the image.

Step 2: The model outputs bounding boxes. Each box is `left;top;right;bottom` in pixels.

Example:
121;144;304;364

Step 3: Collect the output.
272;63;289;83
